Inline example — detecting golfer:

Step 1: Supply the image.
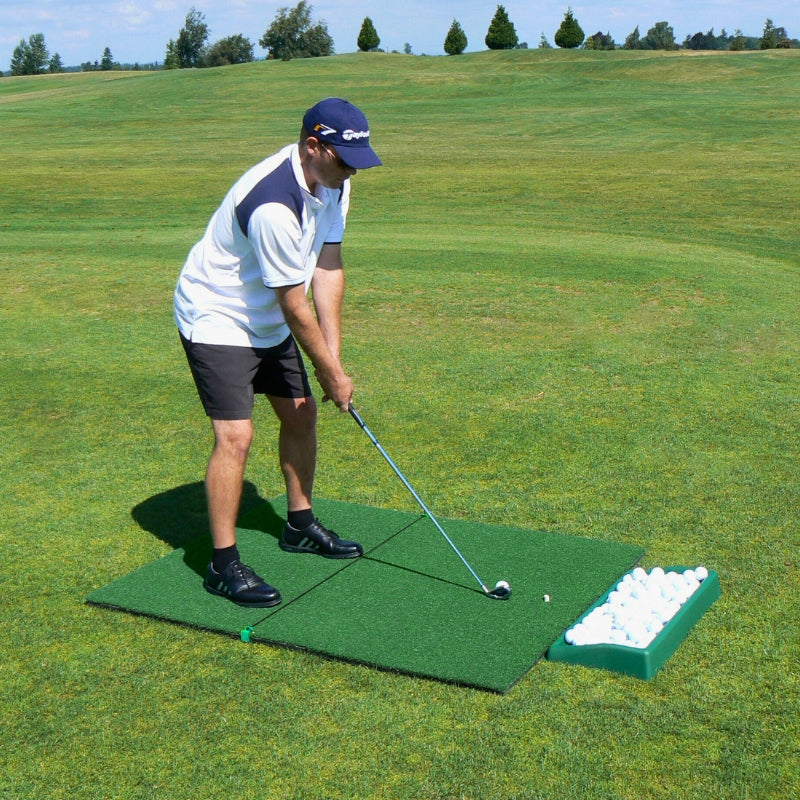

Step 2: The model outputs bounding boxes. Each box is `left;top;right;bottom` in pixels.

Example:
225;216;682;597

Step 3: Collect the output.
174;98;382;607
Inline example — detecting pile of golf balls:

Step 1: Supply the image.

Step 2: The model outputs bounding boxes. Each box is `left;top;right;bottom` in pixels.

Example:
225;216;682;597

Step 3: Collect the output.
564;566;710;649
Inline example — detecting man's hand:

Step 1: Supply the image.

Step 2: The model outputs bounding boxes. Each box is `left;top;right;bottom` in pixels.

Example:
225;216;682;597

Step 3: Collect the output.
316;369;354;411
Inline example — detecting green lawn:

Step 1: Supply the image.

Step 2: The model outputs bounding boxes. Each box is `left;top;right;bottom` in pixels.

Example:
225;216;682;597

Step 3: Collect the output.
1;49;798;799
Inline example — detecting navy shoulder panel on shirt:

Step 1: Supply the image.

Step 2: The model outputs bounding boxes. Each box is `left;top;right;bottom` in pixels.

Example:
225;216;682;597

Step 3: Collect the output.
235;158;304;237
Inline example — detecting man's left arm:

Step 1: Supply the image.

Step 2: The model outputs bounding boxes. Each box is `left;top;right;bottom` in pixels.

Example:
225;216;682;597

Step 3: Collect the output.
311;243;345;362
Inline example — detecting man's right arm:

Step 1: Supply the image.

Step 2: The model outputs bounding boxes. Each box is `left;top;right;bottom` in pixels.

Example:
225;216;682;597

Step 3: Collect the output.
274;283;353;410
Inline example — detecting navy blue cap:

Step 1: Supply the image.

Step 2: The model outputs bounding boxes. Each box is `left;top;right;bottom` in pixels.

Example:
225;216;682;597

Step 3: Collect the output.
303;98;382;170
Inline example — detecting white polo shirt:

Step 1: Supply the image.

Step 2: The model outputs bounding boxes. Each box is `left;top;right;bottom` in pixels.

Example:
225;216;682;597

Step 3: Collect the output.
174;143;350;348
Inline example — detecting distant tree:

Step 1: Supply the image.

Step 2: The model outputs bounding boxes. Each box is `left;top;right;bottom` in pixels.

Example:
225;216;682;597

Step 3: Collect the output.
444;20;468;55
685;29;715;50
729;29;747;51
538;33;553;49
623;26;642;50
10;41;24;74
403;43;413;55
101;47;115;70
357;17;380;51
760;19;778;49
643;21;677;50
554;7;584;49
49;52;64;73
260;2;334;61
759;19;790;49
10;33;50;75
715;29;735;50
204;34;255;66
176;7;210;67
584;31;615;50
164;39;180;69
485;5;518;50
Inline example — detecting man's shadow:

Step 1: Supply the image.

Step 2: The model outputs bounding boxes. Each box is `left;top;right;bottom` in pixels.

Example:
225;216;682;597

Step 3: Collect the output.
131;481;284;576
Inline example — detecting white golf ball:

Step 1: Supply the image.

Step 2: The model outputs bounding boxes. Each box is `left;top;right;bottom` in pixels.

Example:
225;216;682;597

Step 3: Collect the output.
543;594;551;603
696;565;709;581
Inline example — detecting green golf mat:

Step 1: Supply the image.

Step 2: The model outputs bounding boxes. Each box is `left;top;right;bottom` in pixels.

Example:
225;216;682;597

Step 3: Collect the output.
87;497;644;692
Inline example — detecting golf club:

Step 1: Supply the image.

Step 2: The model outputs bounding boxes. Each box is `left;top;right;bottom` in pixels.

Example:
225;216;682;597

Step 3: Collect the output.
348;404;511;600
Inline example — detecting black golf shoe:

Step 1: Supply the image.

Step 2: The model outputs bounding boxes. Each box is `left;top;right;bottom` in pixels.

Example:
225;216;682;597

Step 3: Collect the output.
279;518;363;559
203;560;282;607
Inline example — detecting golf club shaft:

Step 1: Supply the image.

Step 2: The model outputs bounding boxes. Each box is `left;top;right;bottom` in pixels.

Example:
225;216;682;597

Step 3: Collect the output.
348;404;489;593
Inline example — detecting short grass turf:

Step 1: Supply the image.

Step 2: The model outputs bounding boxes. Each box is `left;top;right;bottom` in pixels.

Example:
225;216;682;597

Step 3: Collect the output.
87;496;644;692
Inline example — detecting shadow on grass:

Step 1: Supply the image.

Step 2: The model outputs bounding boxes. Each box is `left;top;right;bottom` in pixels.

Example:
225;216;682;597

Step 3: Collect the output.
131;480;280;576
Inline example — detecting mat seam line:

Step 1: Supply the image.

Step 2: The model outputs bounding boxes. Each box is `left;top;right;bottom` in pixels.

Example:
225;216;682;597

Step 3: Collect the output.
246;515;428;628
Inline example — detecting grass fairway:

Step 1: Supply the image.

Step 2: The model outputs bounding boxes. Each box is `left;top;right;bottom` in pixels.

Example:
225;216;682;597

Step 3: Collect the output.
1;49;798;798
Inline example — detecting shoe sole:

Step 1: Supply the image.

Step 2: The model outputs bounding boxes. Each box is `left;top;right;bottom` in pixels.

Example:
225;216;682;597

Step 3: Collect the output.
203;583;282;607
279;540;362;559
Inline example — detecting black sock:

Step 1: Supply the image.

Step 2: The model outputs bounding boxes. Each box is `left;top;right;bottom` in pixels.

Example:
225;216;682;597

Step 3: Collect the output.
287;508;314;530
212;544;240;573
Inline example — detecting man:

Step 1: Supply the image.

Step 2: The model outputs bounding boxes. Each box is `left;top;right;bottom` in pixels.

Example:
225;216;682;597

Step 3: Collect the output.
174;98;382;607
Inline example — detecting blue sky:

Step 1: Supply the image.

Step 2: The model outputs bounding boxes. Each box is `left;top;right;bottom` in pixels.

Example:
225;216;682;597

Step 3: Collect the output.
3;0;796;67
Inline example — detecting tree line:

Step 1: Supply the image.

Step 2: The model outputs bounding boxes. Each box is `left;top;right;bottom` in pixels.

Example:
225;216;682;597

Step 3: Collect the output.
5;3;797;76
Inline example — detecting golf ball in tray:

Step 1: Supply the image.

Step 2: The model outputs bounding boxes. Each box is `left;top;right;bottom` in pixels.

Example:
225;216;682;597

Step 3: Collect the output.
564;566;710;649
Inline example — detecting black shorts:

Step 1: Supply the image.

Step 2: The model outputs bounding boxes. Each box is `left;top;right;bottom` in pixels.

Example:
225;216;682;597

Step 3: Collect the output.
180;333;312;420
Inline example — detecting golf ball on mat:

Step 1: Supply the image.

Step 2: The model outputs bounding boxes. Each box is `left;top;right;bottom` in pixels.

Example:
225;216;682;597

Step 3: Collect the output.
564;565;710;648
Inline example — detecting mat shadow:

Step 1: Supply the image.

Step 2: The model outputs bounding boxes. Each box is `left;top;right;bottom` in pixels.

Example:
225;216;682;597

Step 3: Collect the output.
131;480;271;576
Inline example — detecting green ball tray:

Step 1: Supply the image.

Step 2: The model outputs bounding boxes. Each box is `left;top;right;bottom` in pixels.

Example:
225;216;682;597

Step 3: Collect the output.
547;567;721;680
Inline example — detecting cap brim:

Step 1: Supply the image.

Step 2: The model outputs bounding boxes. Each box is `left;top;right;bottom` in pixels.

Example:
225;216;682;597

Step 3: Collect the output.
337;146;382;170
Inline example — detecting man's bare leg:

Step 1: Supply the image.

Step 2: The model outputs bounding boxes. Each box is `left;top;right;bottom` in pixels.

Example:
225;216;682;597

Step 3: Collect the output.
206;418;254;548
267;395;318;512
270;394;362;558
202;417;281;605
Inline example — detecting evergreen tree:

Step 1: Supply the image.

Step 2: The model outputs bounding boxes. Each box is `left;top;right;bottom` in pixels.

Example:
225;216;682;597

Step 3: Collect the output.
444;20;467;55
584;31;615;50
623;26;642;50
485;5;518;50
554;7;584;49
49;53;64;73
259;2;333;61
101;47;115;70
729;30;747;51
759;19;789;49
357;17;380;51
538;33;553;49
643;21;677;50
685;30;715;50
164;39;180;69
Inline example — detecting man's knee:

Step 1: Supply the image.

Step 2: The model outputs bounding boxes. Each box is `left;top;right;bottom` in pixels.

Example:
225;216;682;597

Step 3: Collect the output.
272;395;317;432
212;419;254;459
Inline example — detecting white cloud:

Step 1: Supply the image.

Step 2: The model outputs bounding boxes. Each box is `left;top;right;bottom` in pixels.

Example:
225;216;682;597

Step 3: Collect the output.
116;2;152;27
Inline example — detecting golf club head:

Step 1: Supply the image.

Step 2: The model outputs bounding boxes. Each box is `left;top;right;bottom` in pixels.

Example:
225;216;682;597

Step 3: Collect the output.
486;580;512;600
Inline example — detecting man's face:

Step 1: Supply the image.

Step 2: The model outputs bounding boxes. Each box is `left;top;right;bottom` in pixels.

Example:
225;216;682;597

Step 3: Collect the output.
310;139;357;190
